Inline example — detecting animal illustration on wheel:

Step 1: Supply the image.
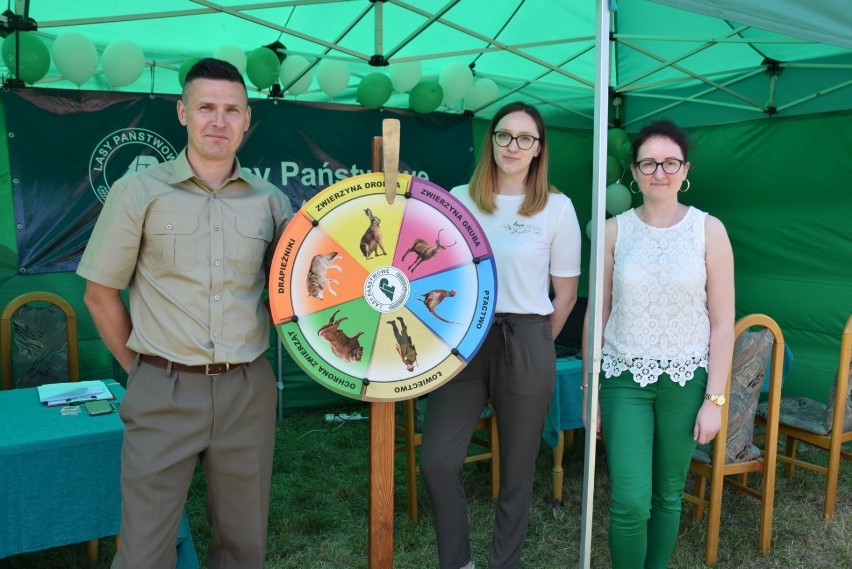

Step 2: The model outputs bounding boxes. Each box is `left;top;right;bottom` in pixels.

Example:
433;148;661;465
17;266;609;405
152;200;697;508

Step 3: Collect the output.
417;289;459;324
306;251;343;300
402;228;457;272
387;316;418;372
359;208;386;259
318;309;364;363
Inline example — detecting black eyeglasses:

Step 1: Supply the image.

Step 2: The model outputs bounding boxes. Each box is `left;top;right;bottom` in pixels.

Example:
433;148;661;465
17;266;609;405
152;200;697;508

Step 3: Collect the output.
493;130;540;150
634;158;684;175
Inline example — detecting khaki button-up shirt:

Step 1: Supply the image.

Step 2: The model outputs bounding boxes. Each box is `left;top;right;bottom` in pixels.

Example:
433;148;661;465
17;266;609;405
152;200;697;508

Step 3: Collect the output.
78;149;293;365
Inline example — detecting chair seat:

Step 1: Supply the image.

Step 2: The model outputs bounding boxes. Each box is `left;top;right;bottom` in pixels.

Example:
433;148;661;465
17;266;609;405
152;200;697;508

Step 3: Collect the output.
693;443;761;464
395;398;495;432
756;397;829;436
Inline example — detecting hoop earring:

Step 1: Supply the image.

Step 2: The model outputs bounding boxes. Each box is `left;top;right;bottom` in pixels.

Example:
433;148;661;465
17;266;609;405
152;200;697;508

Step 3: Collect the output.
680;179;691;193
629;180;640;194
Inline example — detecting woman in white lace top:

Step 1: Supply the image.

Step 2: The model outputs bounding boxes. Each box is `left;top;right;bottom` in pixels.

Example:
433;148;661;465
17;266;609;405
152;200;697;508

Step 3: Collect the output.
586;120;735;568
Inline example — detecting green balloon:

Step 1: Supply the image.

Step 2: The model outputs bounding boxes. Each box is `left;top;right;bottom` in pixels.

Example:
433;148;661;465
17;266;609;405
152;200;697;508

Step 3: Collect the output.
606;155;622;185
409;80;443;114
607;128;630;154
616;141;633;169
606;183;633;216
2;31;50;84
356;72;392;107
178;57;202;87
246;47;280;90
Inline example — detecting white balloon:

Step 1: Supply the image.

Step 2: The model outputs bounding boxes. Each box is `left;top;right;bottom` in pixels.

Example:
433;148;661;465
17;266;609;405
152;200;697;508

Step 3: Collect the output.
465;78;498;110
279;55;312;95
439;61;473;105
606;183;633;215
214;44;247;74
52;32;98;87
102;40;145;88
317;59;350;98
389;61;421;93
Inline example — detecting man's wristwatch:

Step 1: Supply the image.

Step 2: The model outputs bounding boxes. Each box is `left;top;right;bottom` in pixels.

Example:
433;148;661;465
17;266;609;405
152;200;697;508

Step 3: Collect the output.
705;393;726;407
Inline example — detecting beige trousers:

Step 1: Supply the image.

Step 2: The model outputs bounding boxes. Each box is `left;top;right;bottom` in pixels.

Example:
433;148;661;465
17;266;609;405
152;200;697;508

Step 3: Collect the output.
111;355;277;569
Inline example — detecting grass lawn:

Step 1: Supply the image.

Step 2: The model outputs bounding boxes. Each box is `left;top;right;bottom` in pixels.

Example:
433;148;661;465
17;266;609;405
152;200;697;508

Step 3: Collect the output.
6;403;851;568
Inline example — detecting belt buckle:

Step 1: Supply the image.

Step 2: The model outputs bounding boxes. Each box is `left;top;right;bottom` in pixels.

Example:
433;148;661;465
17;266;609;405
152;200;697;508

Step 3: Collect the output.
205;363;229;376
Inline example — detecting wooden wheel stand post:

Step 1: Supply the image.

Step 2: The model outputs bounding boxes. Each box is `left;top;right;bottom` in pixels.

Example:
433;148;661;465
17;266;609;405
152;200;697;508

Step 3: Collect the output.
367;118;401;569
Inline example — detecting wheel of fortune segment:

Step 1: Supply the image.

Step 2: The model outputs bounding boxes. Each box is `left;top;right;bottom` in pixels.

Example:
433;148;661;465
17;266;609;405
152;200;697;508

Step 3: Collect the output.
269;172;497;402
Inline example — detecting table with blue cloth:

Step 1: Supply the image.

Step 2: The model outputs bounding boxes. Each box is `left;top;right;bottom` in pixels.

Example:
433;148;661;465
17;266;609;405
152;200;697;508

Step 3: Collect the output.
0;381;197;567
543;356;584;505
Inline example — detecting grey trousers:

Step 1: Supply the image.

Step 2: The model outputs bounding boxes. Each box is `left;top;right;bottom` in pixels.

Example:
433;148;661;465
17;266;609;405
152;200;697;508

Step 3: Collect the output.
421;314;556;569
111;355;277;569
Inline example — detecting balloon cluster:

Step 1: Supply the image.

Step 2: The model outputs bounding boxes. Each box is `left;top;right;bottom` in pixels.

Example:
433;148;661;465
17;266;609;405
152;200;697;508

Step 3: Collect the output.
241;51;498;114
3;32;500;115
586;128;634;240
0;31;146;88
406;61;498;114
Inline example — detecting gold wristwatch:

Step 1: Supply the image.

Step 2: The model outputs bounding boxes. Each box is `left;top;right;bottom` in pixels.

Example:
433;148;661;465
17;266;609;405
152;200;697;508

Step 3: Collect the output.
705;393;726;407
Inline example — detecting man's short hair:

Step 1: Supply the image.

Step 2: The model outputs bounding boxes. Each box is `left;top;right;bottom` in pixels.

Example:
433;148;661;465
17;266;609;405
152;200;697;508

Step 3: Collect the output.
182;57;247;97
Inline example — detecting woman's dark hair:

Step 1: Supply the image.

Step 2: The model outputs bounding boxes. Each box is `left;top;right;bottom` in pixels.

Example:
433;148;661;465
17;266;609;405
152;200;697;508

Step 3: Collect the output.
468;101;557;215
182;57;246;98
631;119;690;162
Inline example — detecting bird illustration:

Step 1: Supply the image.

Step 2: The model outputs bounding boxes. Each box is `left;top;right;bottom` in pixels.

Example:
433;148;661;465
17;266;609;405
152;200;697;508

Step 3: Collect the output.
417;289;459;324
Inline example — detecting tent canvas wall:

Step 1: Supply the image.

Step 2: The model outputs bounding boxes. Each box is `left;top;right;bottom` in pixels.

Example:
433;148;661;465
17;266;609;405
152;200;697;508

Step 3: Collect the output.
1;0;851;410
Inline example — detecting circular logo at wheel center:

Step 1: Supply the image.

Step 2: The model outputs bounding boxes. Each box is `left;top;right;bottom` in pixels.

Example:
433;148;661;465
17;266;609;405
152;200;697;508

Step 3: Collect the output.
364;266;410;313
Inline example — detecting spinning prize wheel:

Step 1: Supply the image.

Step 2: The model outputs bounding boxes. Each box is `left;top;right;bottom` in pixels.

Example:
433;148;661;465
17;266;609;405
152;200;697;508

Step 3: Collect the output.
269;173;496;402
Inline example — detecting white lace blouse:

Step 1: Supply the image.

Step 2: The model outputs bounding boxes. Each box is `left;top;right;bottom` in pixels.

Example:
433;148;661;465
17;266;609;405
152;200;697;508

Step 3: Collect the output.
602;207;710;387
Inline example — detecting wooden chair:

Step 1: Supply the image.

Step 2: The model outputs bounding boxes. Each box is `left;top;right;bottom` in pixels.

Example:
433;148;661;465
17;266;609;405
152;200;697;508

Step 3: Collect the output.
756;314;852;518
1;291;79;390
394;397;499;522
683;314;784;566
0;292;96;557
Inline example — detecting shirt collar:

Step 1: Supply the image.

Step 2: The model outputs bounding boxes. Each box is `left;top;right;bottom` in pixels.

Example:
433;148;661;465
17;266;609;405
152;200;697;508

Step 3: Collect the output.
169;147;248;186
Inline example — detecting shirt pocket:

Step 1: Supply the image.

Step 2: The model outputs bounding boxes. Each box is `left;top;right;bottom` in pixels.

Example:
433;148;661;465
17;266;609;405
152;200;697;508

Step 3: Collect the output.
144;212;199;273
235;215;273;275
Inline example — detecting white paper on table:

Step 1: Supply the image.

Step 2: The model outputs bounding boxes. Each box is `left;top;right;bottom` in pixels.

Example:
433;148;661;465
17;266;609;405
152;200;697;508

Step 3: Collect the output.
37;380;115;406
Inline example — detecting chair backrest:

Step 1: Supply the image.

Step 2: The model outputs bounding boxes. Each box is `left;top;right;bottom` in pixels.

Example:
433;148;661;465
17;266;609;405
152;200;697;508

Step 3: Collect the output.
824;315;852;434
711;314;785;465
1;292;79;389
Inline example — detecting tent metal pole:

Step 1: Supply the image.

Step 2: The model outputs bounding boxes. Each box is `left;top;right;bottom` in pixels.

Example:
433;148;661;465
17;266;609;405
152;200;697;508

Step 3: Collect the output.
277;341;284;421
373;0;383;57
579;0;611;567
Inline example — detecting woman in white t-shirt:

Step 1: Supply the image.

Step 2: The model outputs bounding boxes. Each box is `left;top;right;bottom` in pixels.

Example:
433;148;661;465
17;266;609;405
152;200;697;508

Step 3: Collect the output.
584;120;735;568
420;102;581;569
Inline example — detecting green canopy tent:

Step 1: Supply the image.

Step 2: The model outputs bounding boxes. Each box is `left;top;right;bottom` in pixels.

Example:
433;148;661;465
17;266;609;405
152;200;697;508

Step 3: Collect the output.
4;0;852;127
1;0;850;416
1;2;850;566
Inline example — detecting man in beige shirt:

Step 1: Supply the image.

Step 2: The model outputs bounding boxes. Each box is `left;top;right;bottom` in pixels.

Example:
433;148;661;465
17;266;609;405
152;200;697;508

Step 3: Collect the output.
77;58;292;569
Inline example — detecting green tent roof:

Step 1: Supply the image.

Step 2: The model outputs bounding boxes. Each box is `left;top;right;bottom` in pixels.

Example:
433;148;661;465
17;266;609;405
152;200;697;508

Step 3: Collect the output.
4;0;851;128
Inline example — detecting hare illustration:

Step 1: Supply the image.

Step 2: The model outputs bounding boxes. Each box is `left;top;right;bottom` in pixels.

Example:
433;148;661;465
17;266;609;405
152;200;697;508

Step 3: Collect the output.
359;208;387;259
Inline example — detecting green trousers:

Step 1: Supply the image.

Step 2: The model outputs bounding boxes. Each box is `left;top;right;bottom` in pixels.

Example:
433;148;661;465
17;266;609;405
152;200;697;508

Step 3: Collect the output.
599;368;707;569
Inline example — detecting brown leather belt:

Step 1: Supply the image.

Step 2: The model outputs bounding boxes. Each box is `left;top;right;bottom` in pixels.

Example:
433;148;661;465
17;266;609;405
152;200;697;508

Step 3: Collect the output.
139;354;245;376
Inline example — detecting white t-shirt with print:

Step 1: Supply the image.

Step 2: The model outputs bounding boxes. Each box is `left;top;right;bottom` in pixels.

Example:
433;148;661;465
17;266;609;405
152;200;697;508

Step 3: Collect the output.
452;185;582;315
